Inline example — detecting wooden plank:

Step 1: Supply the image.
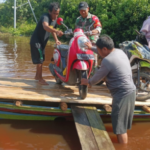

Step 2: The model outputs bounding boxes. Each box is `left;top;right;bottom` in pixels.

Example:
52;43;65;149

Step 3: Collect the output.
142;105;150;113
103;105;112;112
0;77;110;92
71;105;99;150
0;77;150;106
85;106;115;150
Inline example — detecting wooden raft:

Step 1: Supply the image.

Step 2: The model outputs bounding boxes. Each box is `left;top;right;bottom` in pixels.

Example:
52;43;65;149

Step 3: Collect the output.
0;77;150;106
71;105;115;150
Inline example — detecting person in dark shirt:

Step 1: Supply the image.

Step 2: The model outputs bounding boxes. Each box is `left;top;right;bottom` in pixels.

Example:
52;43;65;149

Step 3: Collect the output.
30;2;63;85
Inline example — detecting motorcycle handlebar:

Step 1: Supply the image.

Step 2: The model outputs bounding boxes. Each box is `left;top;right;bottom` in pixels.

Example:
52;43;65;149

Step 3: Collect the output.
63;31;89;35
63;32;73;35
84;32;89;35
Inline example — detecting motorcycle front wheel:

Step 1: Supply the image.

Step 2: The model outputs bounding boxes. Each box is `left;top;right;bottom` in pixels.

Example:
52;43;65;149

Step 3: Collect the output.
133;72;150;101
79;70;88;99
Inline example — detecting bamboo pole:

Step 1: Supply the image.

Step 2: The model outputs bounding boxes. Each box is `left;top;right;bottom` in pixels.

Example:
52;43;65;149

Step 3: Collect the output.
14;0;16;29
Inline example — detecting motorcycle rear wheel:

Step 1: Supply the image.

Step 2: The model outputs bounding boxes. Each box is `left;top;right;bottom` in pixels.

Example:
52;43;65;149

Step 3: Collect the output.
55;60;63;85
55;76;63;84
133;72;150;101
79;71;88;99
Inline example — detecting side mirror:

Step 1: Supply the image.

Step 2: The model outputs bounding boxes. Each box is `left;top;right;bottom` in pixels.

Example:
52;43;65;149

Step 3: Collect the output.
57;18;63;25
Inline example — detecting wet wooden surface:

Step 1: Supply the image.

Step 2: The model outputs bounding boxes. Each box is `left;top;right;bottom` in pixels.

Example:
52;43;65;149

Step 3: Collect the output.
71;105;115;150
0;77;150;106
71;105;99;150
84;106;115;150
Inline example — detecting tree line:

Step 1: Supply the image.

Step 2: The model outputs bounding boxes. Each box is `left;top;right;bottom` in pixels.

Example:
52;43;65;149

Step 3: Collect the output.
0;0;150;46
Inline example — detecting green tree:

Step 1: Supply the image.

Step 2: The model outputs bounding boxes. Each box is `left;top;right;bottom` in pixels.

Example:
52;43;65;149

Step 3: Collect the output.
0;0;150;46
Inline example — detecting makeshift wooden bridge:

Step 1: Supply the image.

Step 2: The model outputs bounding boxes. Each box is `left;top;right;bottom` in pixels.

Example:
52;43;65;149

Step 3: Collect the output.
0;77;150;106
0;77;150;149
71;105;115;150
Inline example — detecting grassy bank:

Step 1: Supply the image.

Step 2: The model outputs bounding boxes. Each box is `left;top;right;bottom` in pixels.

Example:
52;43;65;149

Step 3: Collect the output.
1;0;150;46
0;22;36;36
0;25;67;44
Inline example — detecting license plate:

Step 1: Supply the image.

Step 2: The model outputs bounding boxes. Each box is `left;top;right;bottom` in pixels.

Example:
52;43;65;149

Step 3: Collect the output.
77;54;95;60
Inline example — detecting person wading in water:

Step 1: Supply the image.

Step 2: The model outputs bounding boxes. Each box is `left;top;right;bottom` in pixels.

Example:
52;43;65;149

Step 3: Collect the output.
81;35;136;144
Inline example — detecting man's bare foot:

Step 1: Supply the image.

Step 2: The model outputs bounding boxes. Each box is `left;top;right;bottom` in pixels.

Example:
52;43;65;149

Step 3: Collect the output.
38;79;49;85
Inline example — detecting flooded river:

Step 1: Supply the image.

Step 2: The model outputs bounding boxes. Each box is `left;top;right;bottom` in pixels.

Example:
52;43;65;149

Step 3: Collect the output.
0;34;150;150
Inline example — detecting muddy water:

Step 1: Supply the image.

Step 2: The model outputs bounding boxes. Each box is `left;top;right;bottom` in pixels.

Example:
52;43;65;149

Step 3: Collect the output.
0;34;53;79
0;34;150;150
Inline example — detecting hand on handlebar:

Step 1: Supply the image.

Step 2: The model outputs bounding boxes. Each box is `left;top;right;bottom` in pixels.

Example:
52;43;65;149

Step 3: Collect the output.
84;42;92;50
64;30;73;35
86;31;92;36
56;30;64;37
80;78;91;88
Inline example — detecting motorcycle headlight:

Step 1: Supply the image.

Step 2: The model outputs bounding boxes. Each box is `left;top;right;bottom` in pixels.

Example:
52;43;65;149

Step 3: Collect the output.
77;36;90;52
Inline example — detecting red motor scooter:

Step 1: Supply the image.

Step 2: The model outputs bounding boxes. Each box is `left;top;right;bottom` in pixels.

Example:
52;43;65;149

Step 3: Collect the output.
49;18;95;99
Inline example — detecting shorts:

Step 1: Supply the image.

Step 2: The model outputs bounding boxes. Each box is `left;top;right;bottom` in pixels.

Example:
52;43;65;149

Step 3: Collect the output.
30;43;45;64
111;91;136;134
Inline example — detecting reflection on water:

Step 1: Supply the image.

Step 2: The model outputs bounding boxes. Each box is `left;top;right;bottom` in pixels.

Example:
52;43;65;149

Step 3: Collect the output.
0;34;150;150
0;34;53;79
0;120;81;150
0;119;150;150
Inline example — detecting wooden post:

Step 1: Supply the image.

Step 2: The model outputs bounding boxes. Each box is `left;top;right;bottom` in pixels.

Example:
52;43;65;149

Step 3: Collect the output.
60;102;68;111
14;0;16;29
103;104;112;112
142;105;150;113
15;101;22;107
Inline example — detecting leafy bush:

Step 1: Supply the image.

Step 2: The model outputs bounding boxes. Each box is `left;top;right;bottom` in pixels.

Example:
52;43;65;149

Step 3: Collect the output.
0;22;36;36
60;0;150;46
0;0;150;46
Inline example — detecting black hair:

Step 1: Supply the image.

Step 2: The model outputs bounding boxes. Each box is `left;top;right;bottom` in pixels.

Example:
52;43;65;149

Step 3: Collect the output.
96;35;114;50
49;2;60;12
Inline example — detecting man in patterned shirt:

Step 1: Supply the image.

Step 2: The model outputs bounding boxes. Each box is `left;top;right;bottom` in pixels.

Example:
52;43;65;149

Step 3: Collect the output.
75;1;102;75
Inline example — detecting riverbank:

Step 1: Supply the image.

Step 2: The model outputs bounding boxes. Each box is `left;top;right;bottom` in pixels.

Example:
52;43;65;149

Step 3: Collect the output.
0;30;67;45
0;23;36;36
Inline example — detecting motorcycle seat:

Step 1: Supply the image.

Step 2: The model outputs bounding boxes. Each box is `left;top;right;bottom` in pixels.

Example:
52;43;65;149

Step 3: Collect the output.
143;45;150;52
130;55;150;64
57;44;69;51
57;45;69;58
60;50;68;58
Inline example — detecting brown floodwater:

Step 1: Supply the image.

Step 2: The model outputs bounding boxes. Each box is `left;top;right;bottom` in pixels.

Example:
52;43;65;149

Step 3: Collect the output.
0;34;150;150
